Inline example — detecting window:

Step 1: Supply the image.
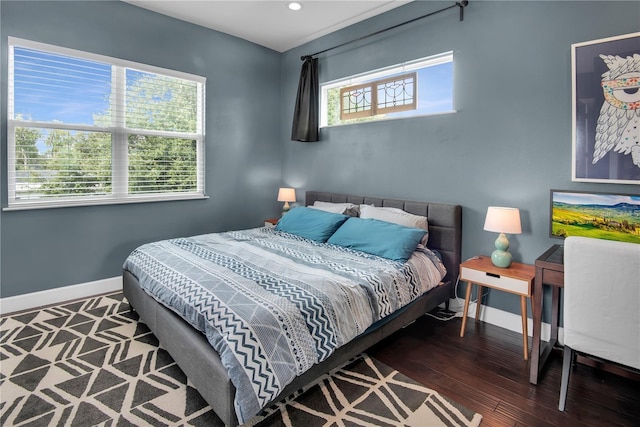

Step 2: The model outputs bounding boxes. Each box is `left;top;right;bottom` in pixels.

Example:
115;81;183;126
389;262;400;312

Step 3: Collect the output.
7;37;206;210
321;52;454;127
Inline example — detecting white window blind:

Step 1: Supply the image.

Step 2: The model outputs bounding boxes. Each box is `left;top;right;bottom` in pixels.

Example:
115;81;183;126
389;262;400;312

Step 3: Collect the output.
6;37;206;210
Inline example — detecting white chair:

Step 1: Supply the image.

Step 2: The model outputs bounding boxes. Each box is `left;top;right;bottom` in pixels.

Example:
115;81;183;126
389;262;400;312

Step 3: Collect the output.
559;236;640;411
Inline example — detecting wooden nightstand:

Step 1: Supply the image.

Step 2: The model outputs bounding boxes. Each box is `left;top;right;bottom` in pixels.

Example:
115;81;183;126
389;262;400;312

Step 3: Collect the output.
459;256;535;360
264;218;279;228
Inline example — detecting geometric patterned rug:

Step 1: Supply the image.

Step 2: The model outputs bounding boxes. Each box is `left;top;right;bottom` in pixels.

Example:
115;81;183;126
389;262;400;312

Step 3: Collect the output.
249;353;483;427
0;292;482;427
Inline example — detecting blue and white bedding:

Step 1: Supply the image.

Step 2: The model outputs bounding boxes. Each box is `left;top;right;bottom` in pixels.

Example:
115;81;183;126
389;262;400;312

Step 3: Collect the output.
123;227;446;423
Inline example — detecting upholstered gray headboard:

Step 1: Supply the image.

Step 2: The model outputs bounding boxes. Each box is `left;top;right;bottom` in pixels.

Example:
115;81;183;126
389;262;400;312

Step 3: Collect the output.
305;191;462;291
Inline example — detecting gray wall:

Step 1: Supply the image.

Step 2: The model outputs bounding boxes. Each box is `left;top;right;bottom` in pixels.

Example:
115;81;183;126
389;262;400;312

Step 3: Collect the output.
1;0;638;321
279;1;640;317
0;1;282;297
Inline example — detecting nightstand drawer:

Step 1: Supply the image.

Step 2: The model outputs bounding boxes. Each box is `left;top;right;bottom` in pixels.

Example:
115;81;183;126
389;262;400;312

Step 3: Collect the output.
461;266;529;295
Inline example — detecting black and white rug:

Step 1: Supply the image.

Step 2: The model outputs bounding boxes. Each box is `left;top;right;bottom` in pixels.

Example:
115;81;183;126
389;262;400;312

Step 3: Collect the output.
0;292;482;427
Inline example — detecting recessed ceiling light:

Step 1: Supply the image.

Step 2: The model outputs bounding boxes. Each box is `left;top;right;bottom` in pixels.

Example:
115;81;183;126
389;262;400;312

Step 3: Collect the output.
288;2;302;11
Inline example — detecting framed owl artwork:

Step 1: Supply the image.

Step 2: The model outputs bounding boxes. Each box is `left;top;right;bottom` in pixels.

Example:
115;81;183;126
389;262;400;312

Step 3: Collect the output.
571;32;640;184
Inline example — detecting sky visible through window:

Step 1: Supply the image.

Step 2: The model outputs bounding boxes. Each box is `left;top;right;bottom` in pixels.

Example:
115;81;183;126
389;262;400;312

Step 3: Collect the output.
14;47;111;126
387;62;453;118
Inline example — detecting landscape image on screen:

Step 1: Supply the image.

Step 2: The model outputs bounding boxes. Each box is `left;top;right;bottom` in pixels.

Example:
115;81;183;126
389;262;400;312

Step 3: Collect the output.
551;191;640;243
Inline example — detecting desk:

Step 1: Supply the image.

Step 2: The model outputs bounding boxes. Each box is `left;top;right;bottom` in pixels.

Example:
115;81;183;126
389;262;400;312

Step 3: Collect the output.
529;244;564;384
459;256;535;360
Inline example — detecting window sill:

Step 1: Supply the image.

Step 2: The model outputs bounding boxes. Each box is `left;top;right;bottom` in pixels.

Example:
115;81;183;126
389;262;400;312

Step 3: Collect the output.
320;109;457;129
3;193;209;211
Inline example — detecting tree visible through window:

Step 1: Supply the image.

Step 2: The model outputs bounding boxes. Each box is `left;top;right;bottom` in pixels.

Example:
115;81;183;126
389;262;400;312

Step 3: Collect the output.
7;38;206;209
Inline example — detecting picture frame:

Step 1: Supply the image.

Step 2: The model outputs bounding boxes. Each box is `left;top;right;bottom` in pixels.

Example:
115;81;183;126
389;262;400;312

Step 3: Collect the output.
550;189;640;243
571;32;640;184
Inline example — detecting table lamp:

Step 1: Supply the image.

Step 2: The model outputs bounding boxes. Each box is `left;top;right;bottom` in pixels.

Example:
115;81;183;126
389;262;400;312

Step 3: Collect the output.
277;187;296;216
483;206;522;268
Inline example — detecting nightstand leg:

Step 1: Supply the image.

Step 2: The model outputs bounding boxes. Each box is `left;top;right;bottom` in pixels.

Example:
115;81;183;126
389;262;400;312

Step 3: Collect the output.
521;295;529;360
475;285;483;322
460;281;473;337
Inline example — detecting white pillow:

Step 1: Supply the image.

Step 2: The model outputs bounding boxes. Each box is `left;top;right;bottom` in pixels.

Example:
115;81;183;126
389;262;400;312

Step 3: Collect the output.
359;204;429;245
310;201;359;216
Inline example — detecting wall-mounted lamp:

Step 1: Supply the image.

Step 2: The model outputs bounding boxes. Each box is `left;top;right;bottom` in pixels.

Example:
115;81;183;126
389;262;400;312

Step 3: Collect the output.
277;188;296;216
483;206;522;268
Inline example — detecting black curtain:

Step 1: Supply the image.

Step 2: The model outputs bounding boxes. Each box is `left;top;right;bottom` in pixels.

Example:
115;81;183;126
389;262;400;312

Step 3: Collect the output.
291;56;319;142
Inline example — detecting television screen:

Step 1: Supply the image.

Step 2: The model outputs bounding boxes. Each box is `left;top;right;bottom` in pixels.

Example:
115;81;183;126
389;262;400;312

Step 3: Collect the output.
550;190;640;243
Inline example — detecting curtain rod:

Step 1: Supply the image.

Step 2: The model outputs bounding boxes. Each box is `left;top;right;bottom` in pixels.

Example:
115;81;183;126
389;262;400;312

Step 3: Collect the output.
301;0;469;61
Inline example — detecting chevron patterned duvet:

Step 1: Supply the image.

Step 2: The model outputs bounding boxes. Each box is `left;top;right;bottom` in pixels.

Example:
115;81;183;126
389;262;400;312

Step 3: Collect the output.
123;227;446;423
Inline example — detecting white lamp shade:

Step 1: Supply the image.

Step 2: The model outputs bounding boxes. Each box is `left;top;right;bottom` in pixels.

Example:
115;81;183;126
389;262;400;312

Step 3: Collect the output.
483;206;522;234
277;187;296;203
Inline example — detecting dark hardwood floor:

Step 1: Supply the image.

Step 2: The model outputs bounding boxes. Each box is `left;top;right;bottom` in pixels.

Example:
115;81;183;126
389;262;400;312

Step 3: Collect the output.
369;313;640;427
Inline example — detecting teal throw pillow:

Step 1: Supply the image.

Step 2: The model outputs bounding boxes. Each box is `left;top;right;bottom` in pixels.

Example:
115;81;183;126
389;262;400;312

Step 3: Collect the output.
327;217;426;262
275;206;349;242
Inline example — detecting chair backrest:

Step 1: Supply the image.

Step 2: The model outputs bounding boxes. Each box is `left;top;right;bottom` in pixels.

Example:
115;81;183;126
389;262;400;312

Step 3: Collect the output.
564;236;640;370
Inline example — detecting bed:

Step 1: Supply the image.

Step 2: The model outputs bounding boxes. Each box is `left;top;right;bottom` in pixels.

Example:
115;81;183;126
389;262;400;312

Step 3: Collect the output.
123;191;462;426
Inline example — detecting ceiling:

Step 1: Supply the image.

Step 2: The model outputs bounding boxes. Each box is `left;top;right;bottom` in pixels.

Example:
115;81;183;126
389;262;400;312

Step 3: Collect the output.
122;1;412;53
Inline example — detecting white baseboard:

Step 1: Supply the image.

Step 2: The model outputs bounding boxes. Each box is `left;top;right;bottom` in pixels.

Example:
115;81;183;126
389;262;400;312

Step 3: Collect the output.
0;276;122;315
2;282;563;346
448;298;565;345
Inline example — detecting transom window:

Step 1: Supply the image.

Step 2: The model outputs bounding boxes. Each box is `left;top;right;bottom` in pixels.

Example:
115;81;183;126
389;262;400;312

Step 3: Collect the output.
6;37;206;210
322;52;454;127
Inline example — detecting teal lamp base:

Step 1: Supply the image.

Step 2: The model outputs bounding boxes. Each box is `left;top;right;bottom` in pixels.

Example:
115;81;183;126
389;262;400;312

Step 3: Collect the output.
491;250;512;268
281;201;291;216
491;233;512;268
